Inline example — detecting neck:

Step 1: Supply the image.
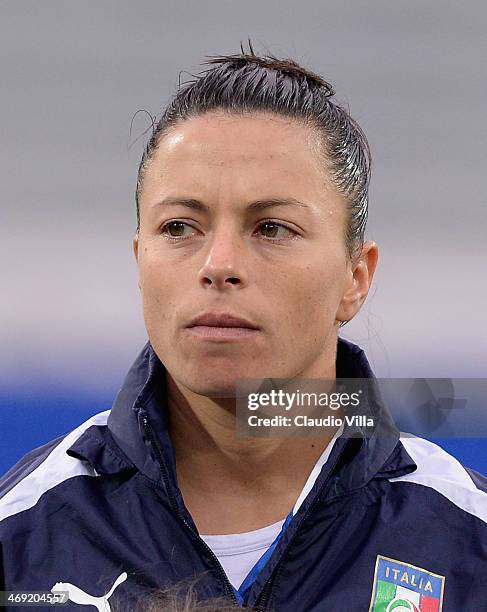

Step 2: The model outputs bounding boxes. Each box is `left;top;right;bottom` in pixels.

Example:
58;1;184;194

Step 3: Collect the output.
166;340;341;534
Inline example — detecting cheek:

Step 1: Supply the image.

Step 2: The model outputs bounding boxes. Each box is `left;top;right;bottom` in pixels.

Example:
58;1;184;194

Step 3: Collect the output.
266;257;346;322
138;257;179;325
139;244;173;290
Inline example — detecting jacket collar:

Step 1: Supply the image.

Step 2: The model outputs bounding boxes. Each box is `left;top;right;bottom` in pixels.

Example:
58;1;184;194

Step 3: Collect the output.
104;337;415;491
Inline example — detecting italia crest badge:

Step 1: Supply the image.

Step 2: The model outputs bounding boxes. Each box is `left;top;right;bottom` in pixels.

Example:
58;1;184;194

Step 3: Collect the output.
369;555;445;611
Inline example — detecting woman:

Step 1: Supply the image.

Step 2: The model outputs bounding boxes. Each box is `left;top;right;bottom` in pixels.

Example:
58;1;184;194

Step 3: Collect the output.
1;41;486;611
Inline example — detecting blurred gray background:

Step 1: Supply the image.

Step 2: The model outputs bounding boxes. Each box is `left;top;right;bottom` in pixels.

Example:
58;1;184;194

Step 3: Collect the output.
1;0;486;401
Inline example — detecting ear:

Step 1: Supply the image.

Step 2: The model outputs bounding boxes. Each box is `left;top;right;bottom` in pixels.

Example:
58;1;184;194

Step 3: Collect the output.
336;241;379;324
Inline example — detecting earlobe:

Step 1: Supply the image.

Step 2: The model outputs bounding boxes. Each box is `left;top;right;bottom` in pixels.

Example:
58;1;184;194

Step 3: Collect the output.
132;234;142;291
133;234;139;262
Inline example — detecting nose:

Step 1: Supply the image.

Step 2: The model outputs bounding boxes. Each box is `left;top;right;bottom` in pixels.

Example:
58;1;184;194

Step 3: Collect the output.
198;225;248;290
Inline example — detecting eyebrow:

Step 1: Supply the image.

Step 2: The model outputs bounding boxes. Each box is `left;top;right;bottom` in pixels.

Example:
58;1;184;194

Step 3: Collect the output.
151;196;310;213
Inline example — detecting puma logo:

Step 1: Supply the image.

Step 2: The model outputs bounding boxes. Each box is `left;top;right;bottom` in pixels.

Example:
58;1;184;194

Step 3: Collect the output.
51;571;127;611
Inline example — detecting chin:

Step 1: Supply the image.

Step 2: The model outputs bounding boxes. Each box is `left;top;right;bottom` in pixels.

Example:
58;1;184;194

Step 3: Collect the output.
181;364;256;399
184;378;239;399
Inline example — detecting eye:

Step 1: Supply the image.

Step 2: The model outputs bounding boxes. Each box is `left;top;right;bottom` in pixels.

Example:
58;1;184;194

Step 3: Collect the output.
160;221;197;240
255;221;297;241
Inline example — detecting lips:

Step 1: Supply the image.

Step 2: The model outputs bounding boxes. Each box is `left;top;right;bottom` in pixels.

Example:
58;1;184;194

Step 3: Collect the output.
187;312;260;330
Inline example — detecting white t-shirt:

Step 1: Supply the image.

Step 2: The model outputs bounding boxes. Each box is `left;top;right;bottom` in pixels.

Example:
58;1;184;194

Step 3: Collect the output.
200;428;342;590
201;517;286;590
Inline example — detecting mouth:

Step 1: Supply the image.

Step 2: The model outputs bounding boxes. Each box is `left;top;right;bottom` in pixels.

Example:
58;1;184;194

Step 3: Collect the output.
185;312;261;341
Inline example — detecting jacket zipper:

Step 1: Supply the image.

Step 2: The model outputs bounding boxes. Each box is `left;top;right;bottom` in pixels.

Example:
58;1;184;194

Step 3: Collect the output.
142;412;359;611
140;413;240;607
252;446;348;612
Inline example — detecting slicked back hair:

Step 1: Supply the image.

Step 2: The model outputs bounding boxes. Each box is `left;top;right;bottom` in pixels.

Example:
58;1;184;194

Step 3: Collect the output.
135;40;371;261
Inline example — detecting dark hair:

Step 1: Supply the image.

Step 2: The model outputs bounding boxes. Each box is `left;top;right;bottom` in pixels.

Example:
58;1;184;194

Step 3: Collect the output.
135;40;371;260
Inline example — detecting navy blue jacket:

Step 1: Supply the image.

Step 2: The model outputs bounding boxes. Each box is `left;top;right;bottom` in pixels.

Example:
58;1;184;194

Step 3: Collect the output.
1;338;486;611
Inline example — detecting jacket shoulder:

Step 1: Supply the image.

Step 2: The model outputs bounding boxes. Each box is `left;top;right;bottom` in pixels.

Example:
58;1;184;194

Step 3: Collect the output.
390;435;487;525
0;410;110;524
0;436;65;499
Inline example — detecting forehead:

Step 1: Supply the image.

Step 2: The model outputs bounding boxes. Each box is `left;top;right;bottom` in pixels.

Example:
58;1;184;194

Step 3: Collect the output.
139;111;343;216
159;110;319;155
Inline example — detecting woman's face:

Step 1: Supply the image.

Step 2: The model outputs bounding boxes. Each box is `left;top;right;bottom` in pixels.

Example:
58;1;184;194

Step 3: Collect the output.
134;111;377;397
